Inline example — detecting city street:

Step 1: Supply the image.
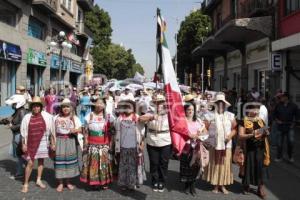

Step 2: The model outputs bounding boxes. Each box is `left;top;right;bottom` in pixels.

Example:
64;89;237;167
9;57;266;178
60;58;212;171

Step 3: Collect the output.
0;125;299;200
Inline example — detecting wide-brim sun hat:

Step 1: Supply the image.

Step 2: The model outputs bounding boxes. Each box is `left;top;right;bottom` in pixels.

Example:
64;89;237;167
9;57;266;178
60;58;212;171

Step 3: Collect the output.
211;92;231;106
183;94;195;102
29;96;44;108
5;94;26;109
17;85;26;91
152;94;166;103
60;98;72;107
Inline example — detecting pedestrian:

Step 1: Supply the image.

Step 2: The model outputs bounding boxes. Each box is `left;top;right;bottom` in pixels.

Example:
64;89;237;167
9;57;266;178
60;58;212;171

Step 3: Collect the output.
80;98;115;190
44;87;57;115
115;98;146;191
53;98;82;192
273;92;298;162
238;103;270;199
20;96;55;193
139;94;171;192
180;102;209;196
203;92;237;194
79;88;91;124
4;94;27;179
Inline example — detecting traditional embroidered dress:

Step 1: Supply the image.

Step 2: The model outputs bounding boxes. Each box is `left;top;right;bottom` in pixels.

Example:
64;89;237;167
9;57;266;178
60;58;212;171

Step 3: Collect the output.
203;111;235;186
115;113;146;188
21;111;54;161
80;113;114;185
54;115;81;179
180;120;208;182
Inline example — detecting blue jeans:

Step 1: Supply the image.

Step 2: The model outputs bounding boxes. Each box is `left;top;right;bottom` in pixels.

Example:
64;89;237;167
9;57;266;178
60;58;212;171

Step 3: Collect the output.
277;128;294;159
12;133;26;175
271;122;279;146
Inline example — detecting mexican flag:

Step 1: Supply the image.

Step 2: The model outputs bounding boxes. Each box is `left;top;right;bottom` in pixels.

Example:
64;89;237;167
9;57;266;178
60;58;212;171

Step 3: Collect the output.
157;8;189;155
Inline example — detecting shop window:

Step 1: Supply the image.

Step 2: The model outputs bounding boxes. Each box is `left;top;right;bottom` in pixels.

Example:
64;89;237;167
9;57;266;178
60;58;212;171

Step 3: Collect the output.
28;16;45;40
286;0;300;16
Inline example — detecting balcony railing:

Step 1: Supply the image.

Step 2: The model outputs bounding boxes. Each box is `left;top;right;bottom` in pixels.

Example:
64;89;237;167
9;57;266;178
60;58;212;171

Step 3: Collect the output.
75;21;93;38
32;0;57;13
77;0;94;11
239;0;271;18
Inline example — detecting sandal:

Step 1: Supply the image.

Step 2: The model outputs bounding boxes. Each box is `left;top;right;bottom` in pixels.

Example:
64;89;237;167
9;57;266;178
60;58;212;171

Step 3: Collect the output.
221;187;229;194
66;184;75;190
102;185;109;190
212;189;219;194
56;184;64;192
21;184;29;193
36;180;46;189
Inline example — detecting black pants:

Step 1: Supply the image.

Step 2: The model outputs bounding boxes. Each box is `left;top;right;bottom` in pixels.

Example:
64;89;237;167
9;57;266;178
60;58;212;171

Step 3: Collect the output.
147;144;171;185
277;128;294;159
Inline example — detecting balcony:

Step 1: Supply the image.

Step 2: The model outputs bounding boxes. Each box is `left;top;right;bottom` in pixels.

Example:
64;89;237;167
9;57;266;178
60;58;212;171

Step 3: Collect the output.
77;0;94;11
75;21;93;38
32;0;57;13
239;0;272;18
202;0;221;14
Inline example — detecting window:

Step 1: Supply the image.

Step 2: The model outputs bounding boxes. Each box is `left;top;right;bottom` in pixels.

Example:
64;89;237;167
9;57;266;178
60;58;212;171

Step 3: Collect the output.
286;0;300;16
0;14;16;27
61;0;72;12
28;16;44;40
77;8;83;22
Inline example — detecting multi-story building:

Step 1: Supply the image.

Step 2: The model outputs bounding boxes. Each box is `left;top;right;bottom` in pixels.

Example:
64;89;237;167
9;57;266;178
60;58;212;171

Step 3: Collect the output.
193;0;276;98
0;0;94;106
272;0;300;106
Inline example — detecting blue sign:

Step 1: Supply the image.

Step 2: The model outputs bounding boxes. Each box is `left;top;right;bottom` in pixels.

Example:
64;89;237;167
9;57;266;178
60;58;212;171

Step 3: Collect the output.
0;40;22;62
50;54;70;70
70;61;82;73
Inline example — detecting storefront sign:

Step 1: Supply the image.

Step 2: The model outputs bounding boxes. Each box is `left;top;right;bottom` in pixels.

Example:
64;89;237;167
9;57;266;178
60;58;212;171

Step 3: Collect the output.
0;40;22;62
70;61;82;73
27;48;47;66
50;54;69;70
271;53;282;71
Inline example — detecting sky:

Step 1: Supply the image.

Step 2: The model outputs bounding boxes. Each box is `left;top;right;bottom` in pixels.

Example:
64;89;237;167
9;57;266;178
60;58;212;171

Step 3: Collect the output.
95;0;201;78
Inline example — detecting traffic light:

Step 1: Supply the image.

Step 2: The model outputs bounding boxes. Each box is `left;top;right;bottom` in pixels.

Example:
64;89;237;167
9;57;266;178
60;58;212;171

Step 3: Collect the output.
207;69;211;77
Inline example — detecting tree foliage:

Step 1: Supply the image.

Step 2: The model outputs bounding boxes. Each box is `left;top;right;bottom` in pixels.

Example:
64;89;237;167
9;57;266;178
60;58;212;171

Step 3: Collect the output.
93;44;144;79
85;5;112;48
177;10;211;82
85;5;144;79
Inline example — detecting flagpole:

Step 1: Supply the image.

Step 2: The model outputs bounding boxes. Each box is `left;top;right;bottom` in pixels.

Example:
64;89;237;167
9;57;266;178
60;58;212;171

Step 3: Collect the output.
156;8;159;91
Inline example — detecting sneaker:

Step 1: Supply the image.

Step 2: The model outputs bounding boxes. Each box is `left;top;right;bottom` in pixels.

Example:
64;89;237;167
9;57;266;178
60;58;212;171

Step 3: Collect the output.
9;174;24;180
158;183;164;193
289;158;295;163
153;183;158;192
274;158;282;162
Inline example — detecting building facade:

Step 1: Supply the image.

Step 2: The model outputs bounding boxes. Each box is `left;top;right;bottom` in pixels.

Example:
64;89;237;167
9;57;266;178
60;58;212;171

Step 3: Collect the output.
0;0;94;106
272;0;300;106
193;0;276;99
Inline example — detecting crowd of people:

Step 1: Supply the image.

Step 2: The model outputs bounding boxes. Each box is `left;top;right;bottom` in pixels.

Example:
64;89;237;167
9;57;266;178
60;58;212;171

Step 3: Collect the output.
0;83;298;199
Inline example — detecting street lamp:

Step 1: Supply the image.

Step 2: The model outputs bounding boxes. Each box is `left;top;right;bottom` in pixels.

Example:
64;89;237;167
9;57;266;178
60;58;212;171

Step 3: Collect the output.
50;31;72;95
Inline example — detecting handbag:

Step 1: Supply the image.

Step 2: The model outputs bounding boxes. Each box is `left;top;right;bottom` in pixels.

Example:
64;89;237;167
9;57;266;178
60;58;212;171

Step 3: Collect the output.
233;143;245;166
48;147;55;160
264;137;271;166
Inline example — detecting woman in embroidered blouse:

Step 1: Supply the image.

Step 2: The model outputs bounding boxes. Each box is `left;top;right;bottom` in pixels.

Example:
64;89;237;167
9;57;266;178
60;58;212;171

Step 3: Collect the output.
115;98;146;191
20;96;55;193
180;102;208;196
203;92;237;194
239;103;269;199
80;98;114;190
54;98;82;192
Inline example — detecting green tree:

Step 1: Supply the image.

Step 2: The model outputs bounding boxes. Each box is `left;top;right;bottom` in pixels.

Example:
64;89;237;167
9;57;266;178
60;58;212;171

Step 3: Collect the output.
85;5;144;79
85;5;112;48
93;44;144;79
177;10;211;83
